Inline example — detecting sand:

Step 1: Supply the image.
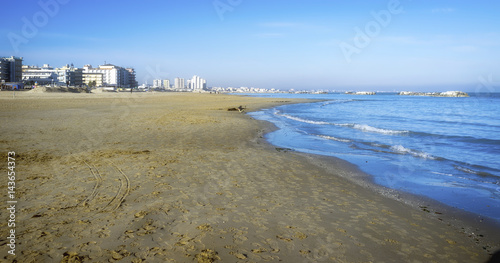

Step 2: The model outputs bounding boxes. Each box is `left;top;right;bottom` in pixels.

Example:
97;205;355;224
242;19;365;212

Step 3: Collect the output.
0;91;498;262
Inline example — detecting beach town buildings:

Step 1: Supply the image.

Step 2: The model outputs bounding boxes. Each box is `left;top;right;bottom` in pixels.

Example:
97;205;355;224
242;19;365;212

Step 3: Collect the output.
83;64;135;88
22;64;83;86
0;56;23;83
153;79;171;89
1;55;138;89
20;63;136;88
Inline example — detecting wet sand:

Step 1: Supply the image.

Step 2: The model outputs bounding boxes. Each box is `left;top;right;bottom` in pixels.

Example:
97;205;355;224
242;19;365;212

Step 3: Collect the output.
0;91;498;262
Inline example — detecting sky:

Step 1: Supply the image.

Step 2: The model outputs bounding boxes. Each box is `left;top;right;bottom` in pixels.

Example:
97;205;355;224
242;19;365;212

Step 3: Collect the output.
1;0;499;91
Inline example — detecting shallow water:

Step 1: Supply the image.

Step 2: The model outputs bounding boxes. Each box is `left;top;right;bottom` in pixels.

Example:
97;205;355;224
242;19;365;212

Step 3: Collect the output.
247;93;500;222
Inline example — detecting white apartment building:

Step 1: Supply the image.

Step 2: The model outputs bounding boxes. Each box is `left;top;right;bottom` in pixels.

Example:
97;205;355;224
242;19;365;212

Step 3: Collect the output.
22;64;58;85
153;79;163;88
22;64;82;86
174;78;185;89
190;75;206;90
163;79;170;89
83;64;136;88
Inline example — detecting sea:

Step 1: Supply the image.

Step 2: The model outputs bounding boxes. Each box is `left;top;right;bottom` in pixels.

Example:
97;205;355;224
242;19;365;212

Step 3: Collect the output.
245;92;500;222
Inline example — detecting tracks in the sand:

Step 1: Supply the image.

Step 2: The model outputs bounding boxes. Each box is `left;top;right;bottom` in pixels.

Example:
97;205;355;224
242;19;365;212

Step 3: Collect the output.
80;160;131;213
104;162;131;211
82;160;103;206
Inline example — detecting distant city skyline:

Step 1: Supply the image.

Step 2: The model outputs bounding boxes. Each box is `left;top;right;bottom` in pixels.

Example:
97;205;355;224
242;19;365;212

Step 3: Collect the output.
1;0;499;92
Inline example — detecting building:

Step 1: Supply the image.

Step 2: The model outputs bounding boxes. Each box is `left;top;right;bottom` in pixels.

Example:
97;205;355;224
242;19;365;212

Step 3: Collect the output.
82;72;103;87
0;56;23;83
153;79;163;88
162;79;170;89
174;77;185;90
22;64;58;85
190;75;206;90
126;68;137;88
56;64;83;86
22;64;83;86
83;64;137;88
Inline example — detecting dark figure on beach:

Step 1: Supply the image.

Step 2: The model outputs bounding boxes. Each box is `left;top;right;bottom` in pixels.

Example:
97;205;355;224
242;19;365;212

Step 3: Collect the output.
130;87;133;93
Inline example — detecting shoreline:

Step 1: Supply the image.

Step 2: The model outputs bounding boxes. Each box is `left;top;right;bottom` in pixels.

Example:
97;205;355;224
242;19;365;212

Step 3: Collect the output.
0;91;498;262
243;94;500;229
245;97;500;247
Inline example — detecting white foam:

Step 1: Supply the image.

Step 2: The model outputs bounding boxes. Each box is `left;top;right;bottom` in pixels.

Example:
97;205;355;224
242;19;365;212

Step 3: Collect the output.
317;135;352;143
431;171;454;177
455;166;479;175
279;114;330;125
275;112;409;135
352;124;409;135
390;145;436;159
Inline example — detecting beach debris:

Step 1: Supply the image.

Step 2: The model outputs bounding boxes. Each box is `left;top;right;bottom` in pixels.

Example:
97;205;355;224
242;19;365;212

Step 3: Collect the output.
227;105;246;112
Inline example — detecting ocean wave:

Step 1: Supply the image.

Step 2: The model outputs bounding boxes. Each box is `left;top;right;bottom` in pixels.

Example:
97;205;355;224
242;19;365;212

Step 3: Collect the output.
320;99;357;107
278;113;330;125
276;112;409;135
390;145;437;160
317;135;352;143
339;124;409;135
454;165;497;177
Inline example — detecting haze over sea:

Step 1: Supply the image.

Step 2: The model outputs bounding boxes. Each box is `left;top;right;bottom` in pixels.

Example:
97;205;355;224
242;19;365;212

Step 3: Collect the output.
248;92;500;222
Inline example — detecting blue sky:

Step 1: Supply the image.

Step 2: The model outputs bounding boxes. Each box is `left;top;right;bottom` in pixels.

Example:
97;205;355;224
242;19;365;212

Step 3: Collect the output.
1;0;499;91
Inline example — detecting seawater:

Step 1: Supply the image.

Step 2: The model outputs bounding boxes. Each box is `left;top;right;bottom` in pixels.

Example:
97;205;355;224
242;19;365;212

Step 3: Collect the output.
247;93;500;222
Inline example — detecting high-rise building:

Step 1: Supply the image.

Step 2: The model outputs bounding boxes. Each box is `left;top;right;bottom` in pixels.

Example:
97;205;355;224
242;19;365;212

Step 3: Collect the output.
153;79;163;88
163;79;170;89
0;56;23;83
190;75;206;90
174;77;185;89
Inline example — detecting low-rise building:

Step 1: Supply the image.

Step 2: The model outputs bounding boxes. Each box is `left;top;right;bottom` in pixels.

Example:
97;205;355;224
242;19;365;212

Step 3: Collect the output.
22;64;83;86
22;64;58;85
82;72;104;87
83;64;137;88
56;64;83;86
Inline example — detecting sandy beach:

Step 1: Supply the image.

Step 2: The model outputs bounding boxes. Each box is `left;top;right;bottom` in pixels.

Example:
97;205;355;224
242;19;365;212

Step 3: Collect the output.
0;91;498;262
